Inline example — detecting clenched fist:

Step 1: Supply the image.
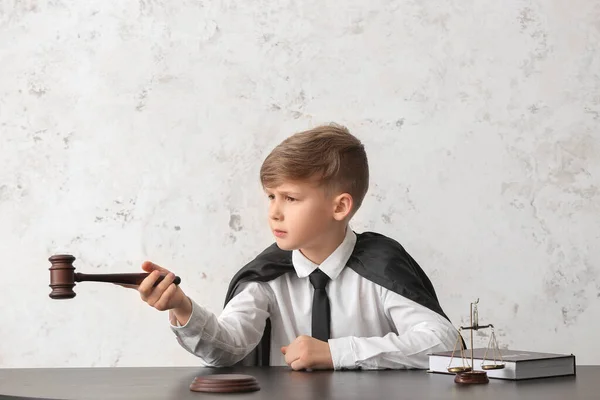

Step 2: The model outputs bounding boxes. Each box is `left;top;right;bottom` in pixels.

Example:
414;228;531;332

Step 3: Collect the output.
281;335;334;370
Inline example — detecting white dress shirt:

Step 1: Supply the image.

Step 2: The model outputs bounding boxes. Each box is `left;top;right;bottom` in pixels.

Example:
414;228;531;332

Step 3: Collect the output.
169;228;459;370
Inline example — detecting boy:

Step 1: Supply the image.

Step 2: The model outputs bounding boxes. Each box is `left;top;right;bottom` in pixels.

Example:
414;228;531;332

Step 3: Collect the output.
133;124;459;370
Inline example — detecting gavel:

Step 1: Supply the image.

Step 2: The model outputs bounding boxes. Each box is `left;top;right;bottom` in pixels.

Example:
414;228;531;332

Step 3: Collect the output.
49;254;181;299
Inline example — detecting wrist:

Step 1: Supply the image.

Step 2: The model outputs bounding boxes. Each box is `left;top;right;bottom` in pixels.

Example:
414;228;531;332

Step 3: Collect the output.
313;340;334;369
323;342;334;369
173;294;192;326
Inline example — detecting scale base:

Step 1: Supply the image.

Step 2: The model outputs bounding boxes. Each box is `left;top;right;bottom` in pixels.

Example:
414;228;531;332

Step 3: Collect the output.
454;371;489;384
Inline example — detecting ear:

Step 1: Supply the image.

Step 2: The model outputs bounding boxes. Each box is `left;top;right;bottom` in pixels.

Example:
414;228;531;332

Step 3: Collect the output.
332;193;353;221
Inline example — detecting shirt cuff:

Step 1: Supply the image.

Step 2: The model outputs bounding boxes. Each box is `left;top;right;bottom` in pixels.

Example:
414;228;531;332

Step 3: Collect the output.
328;337;358;370
169;298;209;337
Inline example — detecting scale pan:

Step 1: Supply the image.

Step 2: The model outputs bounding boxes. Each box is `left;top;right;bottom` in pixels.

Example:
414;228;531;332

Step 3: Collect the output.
481;364;505;370
448;366;472;373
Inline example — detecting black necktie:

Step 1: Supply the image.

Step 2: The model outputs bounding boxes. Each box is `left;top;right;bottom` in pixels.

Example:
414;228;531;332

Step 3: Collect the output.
309;269;331;341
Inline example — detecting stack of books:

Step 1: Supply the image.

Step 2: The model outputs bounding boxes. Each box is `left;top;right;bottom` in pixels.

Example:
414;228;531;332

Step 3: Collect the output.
428;348;576;380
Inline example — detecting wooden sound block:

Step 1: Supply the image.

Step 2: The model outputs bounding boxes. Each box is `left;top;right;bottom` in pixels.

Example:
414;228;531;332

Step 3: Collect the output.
190;374;260;393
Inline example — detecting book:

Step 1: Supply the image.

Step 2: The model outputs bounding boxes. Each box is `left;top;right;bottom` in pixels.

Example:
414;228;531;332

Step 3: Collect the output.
428;348;576;380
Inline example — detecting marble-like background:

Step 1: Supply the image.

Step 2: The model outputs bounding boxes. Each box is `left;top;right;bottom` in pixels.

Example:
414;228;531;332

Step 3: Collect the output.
1;0;599;367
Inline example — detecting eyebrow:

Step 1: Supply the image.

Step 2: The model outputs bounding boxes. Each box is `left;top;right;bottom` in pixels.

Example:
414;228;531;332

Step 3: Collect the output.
265;189;302;197
280;191;301;197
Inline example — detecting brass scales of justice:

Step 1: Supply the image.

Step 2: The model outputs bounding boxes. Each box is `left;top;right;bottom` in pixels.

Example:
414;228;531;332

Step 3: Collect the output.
447;299;505;384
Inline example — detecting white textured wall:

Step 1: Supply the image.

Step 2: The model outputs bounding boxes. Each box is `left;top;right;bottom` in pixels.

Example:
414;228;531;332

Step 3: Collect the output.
1;0;599;368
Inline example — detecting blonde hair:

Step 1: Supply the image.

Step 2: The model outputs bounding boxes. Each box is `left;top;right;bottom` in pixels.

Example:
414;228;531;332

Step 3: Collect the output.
260;123;369;212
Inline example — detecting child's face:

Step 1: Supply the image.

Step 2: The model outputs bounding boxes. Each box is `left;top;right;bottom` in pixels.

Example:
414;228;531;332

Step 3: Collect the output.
264;180;340;251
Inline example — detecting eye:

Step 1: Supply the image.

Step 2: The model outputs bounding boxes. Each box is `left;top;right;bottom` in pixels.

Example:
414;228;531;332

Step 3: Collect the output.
267;194;275;200
285;196;296;202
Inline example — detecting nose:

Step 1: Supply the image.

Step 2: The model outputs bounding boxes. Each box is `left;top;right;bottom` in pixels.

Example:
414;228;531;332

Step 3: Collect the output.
269;199;283;221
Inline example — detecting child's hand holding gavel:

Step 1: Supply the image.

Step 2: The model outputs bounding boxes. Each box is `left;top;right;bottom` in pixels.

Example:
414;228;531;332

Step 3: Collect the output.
127;261;193;326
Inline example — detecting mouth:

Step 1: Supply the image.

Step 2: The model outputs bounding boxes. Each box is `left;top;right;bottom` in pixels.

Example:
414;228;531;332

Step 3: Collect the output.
273;229;288;238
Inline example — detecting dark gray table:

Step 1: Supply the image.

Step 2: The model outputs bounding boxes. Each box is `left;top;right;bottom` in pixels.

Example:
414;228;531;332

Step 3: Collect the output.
0;366;595;400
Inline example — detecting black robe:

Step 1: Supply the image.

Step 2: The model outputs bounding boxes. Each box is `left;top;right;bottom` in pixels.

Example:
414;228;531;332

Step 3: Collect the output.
223;231;457;366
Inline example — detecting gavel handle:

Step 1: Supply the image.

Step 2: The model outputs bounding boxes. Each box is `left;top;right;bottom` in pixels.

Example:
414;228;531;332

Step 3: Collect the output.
74;272;181;286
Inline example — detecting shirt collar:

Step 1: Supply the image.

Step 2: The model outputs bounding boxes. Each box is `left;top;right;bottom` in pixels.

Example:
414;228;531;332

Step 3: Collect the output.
291;228;357;281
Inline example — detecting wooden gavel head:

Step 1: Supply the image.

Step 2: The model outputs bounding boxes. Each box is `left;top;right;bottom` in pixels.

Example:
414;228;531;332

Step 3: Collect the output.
49;254;78;299
49;254;181;299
